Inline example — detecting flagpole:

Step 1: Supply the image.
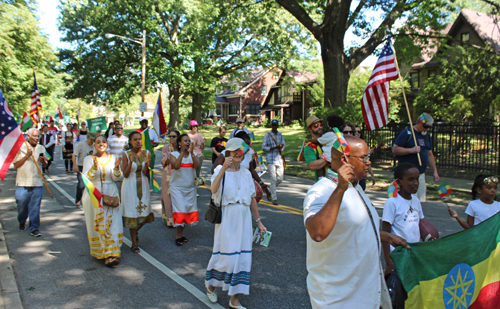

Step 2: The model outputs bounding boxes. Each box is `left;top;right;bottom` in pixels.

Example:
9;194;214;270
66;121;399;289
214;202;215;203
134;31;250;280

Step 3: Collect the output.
23;140;54;199
391;43;422;166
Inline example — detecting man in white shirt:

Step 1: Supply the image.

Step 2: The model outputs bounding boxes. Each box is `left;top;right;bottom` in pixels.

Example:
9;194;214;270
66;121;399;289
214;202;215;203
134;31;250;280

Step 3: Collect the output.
40;124;56;174
303;135;409;309
136;117;159;147
262;120;286;205
72;132;96;206
13;128;47;237
229;117;250;139
107;123;128;157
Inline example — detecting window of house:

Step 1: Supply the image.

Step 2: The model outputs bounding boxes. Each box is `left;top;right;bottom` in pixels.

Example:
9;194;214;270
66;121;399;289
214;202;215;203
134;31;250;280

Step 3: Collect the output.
245;104;260;115
461;33;470;43
261;85;267;95
428;70;436;78
215;105;222;116
229;104;239;115
410;72;419;91
277;87;281;98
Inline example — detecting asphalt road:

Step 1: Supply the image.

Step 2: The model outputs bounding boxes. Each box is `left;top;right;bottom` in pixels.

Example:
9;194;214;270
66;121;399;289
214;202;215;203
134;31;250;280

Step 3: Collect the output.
0;145;465;308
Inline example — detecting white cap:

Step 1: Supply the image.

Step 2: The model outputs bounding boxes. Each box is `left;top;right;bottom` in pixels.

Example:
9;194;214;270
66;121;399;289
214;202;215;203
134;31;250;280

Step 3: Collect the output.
236;117;244;123
225;138;243;151
139;117;148;122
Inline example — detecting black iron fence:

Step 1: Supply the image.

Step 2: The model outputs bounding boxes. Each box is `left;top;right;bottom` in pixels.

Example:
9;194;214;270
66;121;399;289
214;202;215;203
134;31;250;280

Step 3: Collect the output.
363;122;500;174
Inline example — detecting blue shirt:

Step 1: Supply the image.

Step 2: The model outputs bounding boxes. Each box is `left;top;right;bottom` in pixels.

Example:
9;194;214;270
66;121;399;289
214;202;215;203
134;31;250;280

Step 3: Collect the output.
394;128;432;174
262;131;286;165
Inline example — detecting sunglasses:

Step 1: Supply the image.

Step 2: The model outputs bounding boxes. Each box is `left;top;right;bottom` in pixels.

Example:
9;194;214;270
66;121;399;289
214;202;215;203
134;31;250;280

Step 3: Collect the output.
347;154;371;163
169;135;177;138
355;130;361;133
311;122;323;129
483;176;499;185
343;130;352;135
115;127;123;130
423;124;432;129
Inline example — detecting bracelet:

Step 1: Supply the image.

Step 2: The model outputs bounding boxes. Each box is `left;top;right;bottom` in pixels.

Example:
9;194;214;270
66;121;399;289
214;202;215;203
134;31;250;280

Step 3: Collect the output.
255;218;261;223
259;180;264;185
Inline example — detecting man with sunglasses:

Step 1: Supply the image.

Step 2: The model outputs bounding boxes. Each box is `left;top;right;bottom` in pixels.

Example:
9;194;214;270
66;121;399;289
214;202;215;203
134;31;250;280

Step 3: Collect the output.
303;135;409;309
392;112;439;201
108;123;128;157
303;115;329;182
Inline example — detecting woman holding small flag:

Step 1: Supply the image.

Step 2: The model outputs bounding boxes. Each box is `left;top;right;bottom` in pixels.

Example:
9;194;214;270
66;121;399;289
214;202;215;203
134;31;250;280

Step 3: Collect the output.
161;130;180;227
81;135;124;267
122;131;154;254
169;133;199;246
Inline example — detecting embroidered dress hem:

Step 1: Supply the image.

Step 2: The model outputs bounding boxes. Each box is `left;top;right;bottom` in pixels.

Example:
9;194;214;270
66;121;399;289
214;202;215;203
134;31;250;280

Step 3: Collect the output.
88;233;124;259
173;221;199;228
123;212;155;229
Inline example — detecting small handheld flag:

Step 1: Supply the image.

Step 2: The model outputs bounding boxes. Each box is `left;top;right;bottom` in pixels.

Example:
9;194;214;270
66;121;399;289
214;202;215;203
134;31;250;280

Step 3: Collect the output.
81;173;103;208
42;151;52;162
297;140;306;161
249;132;255;140
437;183;452;197
256;153;263;165
332;128;351;156
238;142;250;156
216;120;223;127
21;111;33;131
150;168;160;193
388;180;398;198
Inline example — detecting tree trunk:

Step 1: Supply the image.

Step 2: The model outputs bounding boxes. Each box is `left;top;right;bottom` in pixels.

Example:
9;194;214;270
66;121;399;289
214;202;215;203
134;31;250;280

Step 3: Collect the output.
191;92;203;125
168;85;181;130
322;40;350;108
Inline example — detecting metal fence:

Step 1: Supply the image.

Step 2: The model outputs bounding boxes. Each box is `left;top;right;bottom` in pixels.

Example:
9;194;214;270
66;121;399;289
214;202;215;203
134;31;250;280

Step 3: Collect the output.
363;122;500;174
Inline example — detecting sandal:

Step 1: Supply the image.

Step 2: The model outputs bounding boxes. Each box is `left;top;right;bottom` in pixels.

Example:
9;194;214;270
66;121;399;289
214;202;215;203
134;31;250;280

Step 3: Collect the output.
180;236;188;243
131;245;140;253
175;238;184;246
105;257;120;267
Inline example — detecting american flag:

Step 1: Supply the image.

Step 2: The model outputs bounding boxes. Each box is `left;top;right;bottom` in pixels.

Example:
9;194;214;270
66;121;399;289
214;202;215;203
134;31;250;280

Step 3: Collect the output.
30;72;41;124
361;37;399;131
0;90;25;181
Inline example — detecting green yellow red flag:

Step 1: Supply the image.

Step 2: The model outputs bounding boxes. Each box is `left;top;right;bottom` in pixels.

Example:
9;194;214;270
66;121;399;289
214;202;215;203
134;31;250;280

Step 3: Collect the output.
391;211;500;309
81;173;102;208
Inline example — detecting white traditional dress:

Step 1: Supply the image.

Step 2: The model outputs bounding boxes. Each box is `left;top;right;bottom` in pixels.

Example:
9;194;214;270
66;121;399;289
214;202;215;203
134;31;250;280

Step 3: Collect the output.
205;165;256;296
82;155;124;259
170;151;198;226
121;150;154;228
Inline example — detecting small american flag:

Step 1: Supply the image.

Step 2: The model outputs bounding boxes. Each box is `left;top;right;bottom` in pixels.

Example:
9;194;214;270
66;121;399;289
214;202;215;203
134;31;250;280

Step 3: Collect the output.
361;37;398;131
30;73;41;124
0;90;25;181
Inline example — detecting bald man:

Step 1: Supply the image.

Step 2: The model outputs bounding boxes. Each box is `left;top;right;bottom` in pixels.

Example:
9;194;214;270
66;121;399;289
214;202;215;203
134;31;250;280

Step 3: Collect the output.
303;136;409;309
13;128;47;237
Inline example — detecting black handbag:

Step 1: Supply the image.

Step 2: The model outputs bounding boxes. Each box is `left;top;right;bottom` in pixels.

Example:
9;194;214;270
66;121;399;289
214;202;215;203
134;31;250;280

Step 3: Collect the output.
205;173;225;224
385;270;407;309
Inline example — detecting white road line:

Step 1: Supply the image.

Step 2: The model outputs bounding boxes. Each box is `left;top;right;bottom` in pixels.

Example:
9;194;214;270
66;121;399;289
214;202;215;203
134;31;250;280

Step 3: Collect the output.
45;175;224;309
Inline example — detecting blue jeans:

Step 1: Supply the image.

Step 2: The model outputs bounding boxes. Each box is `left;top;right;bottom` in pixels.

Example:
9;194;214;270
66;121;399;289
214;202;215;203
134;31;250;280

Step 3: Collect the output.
15;186;42;232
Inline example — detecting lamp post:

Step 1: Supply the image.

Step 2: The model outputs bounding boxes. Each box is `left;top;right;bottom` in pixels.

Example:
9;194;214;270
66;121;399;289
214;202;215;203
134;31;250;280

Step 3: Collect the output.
105;30;147;116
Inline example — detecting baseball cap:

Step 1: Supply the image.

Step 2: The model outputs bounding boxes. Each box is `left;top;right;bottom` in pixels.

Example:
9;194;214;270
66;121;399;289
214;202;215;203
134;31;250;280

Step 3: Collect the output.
189;120;199;126
236;117;244;123
271;119;279;126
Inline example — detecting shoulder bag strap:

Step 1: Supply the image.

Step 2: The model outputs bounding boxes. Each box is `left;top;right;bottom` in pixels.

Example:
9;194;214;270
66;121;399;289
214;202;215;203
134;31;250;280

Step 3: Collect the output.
219;172;226;206
268;132;282;155
355;186;380;252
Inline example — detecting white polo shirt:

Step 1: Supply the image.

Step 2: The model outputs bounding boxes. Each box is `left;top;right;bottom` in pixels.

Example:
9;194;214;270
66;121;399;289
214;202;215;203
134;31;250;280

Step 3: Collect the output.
303;176;389;309
465;199;500;226
13;143;46;187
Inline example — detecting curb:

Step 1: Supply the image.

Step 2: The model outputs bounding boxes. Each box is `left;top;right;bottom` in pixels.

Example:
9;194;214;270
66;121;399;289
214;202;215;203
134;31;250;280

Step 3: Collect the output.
0;222;23;309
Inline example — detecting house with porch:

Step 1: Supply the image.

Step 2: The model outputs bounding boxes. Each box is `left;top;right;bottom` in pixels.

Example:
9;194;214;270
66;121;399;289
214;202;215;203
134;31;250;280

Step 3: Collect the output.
212;66;317;125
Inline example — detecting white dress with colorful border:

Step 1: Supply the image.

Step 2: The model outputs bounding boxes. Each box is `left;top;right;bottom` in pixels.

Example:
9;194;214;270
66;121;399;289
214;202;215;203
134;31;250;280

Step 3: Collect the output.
205;165;256;296
82;155;124;259
170;151;199;227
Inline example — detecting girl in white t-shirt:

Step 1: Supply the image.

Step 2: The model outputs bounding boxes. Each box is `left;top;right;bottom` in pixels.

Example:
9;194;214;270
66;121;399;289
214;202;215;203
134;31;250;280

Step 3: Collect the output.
382;162;424;275
448;174;499;229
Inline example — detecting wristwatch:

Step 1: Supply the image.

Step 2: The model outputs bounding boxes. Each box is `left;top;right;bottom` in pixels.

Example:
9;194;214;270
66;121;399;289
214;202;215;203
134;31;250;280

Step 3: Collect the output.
255;218;261;223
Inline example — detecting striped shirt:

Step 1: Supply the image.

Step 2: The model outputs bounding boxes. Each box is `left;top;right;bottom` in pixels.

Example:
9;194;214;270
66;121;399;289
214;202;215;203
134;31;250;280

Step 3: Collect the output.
262;131;286;165
108;135;128;157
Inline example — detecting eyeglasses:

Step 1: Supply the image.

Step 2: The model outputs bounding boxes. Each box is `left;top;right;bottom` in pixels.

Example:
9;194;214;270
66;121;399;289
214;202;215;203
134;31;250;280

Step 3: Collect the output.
483;176;499;185
311;122;323;129
423;124;432;129
347;154;371;163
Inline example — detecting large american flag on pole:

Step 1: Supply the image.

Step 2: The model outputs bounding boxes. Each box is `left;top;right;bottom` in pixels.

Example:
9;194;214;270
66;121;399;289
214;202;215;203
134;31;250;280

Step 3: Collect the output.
0;90;25;181
30;72;41;124
361;37;398;131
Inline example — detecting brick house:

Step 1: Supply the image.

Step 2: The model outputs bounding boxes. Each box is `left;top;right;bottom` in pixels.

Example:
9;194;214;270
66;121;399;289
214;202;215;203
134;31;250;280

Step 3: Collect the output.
213;67;317;125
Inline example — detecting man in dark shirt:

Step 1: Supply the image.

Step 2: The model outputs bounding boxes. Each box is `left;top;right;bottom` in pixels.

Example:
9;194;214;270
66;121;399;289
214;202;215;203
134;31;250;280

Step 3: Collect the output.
392;112;439;201
210;126;227;163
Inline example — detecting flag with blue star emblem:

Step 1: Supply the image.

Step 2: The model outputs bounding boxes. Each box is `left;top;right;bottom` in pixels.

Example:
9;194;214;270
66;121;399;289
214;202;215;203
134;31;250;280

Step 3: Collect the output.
361;36;398;131
0;90;25;181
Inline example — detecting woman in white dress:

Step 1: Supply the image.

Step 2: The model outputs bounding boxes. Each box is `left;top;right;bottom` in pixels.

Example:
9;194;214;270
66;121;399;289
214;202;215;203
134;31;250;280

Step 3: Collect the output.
81;135;124;267
161;130;179;227
121;131;154;254
205;138;267;309
169;133;200;246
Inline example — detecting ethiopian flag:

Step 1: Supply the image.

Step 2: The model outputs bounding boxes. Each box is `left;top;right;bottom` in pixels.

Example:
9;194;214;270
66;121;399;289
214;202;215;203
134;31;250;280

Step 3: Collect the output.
391;211;500;309
141;129;159;191
81;173;103;209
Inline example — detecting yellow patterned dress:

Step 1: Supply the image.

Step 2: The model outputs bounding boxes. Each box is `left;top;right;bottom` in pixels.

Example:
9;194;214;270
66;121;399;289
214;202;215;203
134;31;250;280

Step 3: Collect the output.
121;150;154;228
82;155;124;259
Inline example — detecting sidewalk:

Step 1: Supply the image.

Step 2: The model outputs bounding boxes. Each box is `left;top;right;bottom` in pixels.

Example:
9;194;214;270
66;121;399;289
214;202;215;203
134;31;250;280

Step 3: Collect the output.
284;160;473;194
